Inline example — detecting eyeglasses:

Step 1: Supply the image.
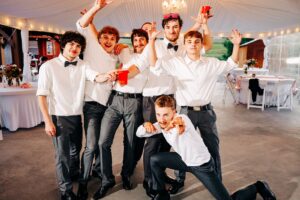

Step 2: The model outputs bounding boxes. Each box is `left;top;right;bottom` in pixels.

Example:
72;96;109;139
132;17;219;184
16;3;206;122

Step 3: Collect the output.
163;13;180;19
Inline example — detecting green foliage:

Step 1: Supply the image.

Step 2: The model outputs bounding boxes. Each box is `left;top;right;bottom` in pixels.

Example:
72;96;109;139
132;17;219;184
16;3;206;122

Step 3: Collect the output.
220;38;253;60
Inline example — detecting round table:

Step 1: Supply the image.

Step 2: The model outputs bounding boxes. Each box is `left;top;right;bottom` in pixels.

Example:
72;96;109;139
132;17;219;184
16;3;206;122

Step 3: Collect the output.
0;83;43;131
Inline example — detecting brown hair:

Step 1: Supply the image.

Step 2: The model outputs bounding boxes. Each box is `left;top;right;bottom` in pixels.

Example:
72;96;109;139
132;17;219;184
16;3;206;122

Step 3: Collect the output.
97;26;120;42
162;13;183;29
184;31;203;43
60;31;86;53
155;95;176;110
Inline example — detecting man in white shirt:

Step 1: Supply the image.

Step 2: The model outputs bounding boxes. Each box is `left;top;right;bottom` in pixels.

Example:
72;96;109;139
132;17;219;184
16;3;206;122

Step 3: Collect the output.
149;28;241;189
137;95;276;200
76;1;131;199
37;31;116;200
95;28;149;199
135;12;213;195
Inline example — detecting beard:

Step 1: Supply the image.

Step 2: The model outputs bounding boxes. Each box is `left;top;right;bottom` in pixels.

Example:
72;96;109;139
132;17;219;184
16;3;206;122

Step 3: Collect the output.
166;34;179;43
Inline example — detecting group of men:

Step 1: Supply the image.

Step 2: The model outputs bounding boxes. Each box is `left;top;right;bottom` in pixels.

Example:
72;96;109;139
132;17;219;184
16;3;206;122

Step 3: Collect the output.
37;0;276;200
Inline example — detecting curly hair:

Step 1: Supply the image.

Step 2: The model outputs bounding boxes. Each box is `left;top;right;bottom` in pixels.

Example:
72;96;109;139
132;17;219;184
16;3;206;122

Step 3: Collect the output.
60;31;86;53
130;29;149;45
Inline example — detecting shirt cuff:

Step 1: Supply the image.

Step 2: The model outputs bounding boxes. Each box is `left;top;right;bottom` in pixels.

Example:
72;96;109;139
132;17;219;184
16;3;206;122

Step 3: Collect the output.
227;57;238;67
36;89;49;96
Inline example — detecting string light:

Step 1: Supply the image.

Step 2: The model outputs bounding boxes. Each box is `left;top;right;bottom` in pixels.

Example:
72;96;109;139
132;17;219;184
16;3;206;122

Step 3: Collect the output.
5;17;11;25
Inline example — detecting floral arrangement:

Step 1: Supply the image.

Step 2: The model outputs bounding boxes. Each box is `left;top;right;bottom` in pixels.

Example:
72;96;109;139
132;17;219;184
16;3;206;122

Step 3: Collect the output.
245;58;257;67
20;82;32;88
1;64;22;86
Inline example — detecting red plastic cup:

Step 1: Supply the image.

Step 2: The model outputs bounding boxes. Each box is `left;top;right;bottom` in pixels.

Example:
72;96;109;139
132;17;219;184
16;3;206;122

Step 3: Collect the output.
118;69;129;85
201;5;211;14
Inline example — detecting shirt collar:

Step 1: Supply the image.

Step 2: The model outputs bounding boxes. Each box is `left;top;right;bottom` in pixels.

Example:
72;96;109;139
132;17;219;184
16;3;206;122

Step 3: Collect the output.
184;54;206;65
163;37;178;46
58;54;79;64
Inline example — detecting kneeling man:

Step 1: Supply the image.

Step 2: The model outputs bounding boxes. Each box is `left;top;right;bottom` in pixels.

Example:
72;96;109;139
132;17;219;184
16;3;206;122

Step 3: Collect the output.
137;95;276;200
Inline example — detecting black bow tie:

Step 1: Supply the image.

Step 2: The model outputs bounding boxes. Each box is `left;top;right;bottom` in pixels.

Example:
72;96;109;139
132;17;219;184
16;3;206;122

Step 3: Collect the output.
64;61;78;67
167;43;179;51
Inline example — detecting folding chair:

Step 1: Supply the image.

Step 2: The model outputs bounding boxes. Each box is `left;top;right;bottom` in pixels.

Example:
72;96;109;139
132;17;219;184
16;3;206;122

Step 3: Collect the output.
223;73;238;104
277;80;295;111
247;89;265;111
247;78;266;111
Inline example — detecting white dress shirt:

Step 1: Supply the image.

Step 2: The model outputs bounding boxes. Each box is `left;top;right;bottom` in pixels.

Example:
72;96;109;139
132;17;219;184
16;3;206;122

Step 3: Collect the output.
136;114;211;166
152;55;238;106
37;54;98;116
76;21;131;105
113;53;149;93
135;36;185;96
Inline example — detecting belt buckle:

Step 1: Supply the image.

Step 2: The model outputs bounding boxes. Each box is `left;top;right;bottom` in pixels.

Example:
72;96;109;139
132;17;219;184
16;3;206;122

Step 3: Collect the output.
193;106;201;111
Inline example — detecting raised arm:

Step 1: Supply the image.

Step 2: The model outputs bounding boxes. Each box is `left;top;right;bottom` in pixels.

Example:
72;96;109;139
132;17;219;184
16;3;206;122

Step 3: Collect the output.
148;23;161;67
78;0;111;28
229;29;242;63
188;11;213;51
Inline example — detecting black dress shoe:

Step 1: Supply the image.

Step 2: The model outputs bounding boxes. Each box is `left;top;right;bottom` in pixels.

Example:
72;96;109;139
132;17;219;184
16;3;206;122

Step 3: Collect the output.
77;183;88;200
60;190;77;200
153;191;170;200
93;182;115;199
122;176;133;190
169;181;184;194
143;180;156;198
164;175;176;184
256;181;276;200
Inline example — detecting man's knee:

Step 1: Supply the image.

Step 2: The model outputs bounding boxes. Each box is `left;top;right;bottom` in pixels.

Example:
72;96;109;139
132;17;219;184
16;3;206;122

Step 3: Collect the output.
150;154;162;168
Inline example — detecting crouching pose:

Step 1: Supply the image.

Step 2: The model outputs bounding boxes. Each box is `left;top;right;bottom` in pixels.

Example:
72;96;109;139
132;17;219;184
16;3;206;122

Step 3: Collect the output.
136;95;276;200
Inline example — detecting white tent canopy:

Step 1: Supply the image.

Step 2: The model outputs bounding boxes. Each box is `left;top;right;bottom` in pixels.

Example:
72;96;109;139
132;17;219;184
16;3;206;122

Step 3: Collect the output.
0;0;300;37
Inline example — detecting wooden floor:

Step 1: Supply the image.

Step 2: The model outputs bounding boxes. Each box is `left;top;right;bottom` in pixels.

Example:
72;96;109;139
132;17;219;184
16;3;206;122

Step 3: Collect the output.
1;83;300;200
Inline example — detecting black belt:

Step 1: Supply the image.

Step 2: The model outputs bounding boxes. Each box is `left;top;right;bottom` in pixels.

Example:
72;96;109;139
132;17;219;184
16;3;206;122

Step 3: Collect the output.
112;90;142;99
181;103;212;111
85;101;107;109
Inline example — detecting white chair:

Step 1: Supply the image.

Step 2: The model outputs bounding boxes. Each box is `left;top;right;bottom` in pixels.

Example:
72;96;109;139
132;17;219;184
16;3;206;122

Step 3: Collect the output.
223;73;238;104
247;89;266;111
276;80;295;111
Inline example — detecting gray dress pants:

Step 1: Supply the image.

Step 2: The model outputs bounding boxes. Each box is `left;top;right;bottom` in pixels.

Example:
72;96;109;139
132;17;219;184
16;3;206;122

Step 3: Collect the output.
99;93;143;186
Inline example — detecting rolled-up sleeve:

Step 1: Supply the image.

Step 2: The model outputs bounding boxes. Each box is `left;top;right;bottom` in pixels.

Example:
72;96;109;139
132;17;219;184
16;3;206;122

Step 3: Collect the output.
213;56;238;75
136;123;161;137
36;63;51;96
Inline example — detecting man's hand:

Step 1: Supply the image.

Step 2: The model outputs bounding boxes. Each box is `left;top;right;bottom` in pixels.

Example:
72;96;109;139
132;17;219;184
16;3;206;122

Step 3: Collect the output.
147;22;161;41
165;116;185;135
106;70;118;82
114;44;128;55
191;12;212;26
143;122;157;133
45;121;56;136
229;29;242;45
94;0;112;11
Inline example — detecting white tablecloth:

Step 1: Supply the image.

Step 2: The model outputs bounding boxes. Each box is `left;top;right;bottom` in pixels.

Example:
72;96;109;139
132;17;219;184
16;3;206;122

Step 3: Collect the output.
236;75;296;105
231;67;269;78
0;84;43;131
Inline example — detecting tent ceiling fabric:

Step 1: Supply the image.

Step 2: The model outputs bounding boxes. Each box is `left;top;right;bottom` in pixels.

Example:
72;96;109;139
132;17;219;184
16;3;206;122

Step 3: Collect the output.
0;0;300;36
